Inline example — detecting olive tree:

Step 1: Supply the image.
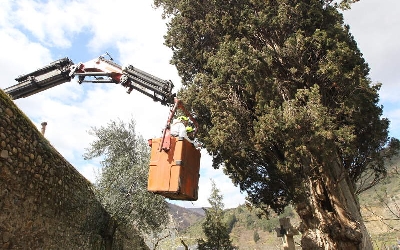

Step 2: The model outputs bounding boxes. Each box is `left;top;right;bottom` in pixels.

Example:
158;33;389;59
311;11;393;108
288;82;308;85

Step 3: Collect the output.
84;118;169;243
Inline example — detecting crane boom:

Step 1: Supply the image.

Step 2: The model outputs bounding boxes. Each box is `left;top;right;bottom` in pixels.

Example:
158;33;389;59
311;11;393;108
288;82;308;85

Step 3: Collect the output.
3;56;175;106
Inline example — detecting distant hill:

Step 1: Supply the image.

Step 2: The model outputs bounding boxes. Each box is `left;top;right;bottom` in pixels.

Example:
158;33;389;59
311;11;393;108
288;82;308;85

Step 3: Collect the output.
167;203;204;231
186;207;206;216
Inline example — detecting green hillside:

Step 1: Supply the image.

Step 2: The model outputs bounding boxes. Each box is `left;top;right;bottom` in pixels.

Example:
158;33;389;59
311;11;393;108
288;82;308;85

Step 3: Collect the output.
173;205;301;249
359;154;400;249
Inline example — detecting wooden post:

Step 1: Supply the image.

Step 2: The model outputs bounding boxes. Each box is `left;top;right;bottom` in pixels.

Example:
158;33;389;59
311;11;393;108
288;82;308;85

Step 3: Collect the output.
275;217;299;250
41;122;47;135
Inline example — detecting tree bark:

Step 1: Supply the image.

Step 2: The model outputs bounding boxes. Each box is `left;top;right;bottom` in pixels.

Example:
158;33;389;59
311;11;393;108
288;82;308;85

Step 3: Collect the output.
296;152;373;250
181;239;189;250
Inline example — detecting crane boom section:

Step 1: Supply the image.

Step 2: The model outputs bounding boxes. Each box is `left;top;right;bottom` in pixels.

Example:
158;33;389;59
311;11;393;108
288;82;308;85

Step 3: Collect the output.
5;58;73;100
3;56;175;106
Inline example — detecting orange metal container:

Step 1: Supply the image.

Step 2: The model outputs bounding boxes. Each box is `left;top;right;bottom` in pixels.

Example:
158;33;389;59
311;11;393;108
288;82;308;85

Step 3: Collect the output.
148;137;201;201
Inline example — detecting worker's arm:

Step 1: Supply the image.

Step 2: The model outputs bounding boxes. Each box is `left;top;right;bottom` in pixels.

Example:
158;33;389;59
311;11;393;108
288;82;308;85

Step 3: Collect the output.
179;124;201;148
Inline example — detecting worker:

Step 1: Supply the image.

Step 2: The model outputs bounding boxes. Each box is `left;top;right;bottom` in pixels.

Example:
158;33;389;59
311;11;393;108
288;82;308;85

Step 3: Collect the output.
186;126;195;140
186;125;201;149
170;116;200;148
170;116;190;139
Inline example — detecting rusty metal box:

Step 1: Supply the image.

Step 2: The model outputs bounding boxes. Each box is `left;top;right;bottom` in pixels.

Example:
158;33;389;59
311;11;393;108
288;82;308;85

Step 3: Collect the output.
148;137;201;201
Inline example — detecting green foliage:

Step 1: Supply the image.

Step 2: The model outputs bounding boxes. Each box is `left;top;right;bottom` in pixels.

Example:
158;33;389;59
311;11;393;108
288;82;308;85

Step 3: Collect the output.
84;118;169;235
225;214;237;233
335;0;361;10
153;0;394;215
253;230;260;243
197;180;235;250
183;203;299;248
245;215;255;230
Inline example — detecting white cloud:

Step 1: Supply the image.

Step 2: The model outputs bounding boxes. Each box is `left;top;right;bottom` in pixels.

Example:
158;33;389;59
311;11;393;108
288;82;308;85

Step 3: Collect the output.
0;0;12;27
0;28;52;87
342;0;400;139
12;0;91;48
343;0;400;102
77;162;100;183
84;1;165;52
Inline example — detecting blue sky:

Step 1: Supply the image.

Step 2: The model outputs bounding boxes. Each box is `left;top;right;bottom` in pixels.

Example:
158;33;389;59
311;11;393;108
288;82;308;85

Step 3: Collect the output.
0;0;399;209
342;1;400;140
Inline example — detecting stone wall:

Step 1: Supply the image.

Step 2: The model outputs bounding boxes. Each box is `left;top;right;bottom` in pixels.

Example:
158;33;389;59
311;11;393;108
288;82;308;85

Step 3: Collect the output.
0;90;148;250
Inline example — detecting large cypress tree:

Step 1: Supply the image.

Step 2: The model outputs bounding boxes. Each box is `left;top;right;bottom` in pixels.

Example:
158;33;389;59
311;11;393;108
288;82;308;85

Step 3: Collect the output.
153;0;399;249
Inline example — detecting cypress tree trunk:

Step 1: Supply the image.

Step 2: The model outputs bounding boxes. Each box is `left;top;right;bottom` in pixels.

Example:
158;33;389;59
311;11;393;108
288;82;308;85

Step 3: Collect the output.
296;152;373;249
